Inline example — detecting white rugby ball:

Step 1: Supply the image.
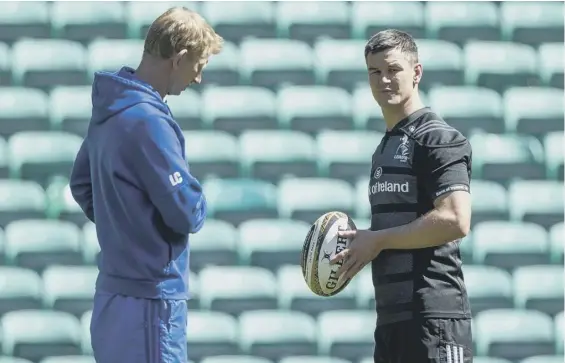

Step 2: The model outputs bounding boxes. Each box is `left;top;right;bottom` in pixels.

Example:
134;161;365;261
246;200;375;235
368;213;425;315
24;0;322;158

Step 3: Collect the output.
300;211;357;297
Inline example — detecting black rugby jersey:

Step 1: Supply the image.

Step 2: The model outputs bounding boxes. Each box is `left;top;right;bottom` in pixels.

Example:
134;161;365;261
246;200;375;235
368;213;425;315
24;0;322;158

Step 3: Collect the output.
368;107;472;326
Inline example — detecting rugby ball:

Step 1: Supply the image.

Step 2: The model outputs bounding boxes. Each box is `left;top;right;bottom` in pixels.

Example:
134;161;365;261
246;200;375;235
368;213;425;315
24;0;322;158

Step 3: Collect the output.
300;211;357;297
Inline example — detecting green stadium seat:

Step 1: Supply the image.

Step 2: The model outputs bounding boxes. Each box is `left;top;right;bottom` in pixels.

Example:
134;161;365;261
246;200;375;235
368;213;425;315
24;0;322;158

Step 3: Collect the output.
544;132;564;181
429;86;503;135
0;180;46;228
464;41;539;93
239;39;314;90
555;312;563;354
317;130;382;183
0;137;11;179
461;265;513;315
188;219;238;272
82;222;99;265
0;43;11;86
8;131;83;187
42;266;97;318
513;265;564;317
201;41;240;87
239;310;317;361
359;358;374;363
425;2;500;45
317;310;376;361
278;178;355;223
458;233;474;264
355;178;371;220
352;86;385;132
474;358;512;363
201;86;277;135
469;133;545;183
474;309;554;361
0;357;33;363
352;218;371;230
504;87;564;136
5;219;82;272
185;311;239;361
182;130;239;179
0;267;42;316
79;310;92;355
0;87;49;137
355;267;375;310
49;86;93;137
188;270;199;310
239;130;317;182
238;219;311;271
509;180;564;229
166;89;201;130
87;39;143;79
539;43;564;89
550;223;563;264
125;1;202;39
313;39;367;92
201;2;276;44
351;2;425;40
277;86;353;135
40;356;95;363
521;356;565;363
198;266;277;316
51;1;127;43
45;178;89;227
415;40;464;92
280;357;351;363
201;356;271;363
0;2;50;44
470;180;509;226
0;310;82;362
277;265;357;317
501;2;564;46
11;39;87;90
473;221;549;271
277;2;350;44
203;178;278;226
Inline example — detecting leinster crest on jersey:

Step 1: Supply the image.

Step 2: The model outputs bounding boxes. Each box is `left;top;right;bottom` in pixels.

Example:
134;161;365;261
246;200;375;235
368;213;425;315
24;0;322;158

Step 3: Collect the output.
394;135;410;163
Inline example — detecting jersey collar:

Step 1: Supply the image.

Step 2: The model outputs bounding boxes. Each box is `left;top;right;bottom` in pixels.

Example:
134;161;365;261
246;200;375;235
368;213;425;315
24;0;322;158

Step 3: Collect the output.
387;107;431;135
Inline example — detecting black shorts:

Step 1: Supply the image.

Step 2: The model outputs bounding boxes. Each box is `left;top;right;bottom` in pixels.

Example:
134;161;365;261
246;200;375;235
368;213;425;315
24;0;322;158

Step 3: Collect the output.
374;318;473;363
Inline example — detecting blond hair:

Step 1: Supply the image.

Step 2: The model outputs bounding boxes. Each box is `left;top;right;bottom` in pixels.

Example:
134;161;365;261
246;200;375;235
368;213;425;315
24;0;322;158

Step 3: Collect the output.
144;7;223;59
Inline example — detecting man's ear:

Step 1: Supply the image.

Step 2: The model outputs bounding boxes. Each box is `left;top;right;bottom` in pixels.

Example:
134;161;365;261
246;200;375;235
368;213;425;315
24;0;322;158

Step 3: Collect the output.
413;63;423;85
172;49;188;70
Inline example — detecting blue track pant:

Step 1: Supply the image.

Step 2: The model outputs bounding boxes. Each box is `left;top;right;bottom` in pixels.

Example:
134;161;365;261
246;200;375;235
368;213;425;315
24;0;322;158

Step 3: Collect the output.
90;291;188;363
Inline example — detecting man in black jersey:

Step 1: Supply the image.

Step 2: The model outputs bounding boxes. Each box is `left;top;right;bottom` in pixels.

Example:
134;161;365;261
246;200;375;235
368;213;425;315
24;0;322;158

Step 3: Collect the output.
330;29;473;363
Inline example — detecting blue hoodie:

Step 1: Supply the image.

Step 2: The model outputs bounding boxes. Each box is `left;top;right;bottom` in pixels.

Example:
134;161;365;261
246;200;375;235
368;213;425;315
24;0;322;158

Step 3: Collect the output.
69;67;206;300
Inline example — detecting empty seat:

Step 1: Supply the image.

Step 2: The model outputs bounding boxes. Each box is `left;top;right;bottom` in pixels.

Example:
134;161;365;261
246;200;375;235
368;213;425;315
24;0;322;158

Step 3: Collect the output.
183;131;239;179
0;180;46;227
277;86;353;135
166;89;201;130
39;356;95;363
239;310;317;361
513;265;564;316
238;219;311;271
521;356;565;363
475;309;554;361
462;265;513;315
355;267;375;309
201;356;272;363
501;2;564;46
474;358;512;363
504;87;564;136
45;178;88;227
0;87;49;137
470;180;509;226
352;86;385;132
473;221;549;270
79;310;92;355
354;178;371;220
351;2;425;40
313;39;368;92
189;219;238;272
87;39;143;78
49;86;93;137
415;40;464;91
0;43;10;86
0;357;34;363
0;267;42;316
539;43;564;89
549;223;563;264
11;39;87;89
200;41;240;87
464;41;539;93
125;1;202;39
0;2;50;44
278;178;355;223
0;137;11;179
239;39;314;90
42;266;97;317
509;180;564;229
82;222;99;265
555;312;563;354
280;357;351;363
186;311;239;362
544;132;564;181
239;130;317;182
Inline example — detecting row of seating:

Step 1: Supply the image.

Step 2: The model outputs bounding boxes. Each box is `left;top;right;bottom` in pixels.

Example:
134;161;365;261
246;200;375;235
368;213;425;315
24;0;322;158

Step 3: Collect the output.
1;1;562;46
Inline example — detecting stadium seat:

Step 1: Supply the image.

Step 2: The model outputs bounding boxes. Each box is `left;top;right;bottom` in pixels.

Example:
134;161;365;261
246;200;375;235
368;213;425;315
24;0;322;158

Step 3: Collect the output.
200;41;240;87
39;356;95;363
0;180;46;228
317;310;376;361
428;86;504;135
544;132;564;181
87;39;143;80
354;178;371;220
503;87;564;136
351;2;425;40
549;223;563;264
352;218;371;231
513;265;564;317
0;87;49;137
472;221;549;271
415;40;464;92
469;133;545;183
0;267;42;316
509;180;564;229
201;86;277;135
0;2;50;44
0;357;33;363
555;312;563;354
201;1;276;44
0;43;10;86
280;357;351;363
474;309;555;361
49;86;93;137
183;130;239;179
277;86;353;135
459;233;474;264
51;1;127;43
464;41;539;93
201;356;272;363
425;2;500;45
203;178;278;226
500;2;564;46
316;130;382;183
355;267;375;310
81;222;99;265
313;39;367;92
45;178;89;227
462;265;513;315
521;356;565;363
188;270;200;310
8;131;83;187
125;1;202;39
0;310;82;362
239;310;318;361
277;2;350;44
11;39;87;90
166;89;201;130
198;266;278;316
238;219;311;271
0;137;11;179
42;266;97;318
469;180;509;226
277;265;357;317
239;130;317;182
351;86;385;132
186;311;239;361
539;43;564;89
474;358;512;363
278;178;355;223
188;219;238;272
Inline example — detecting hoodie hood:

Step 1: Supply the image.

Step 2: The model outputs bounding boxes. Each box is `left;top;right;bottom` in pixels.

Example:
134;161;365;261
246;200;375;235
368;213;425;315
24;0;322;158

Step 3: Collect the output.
90;66;170;124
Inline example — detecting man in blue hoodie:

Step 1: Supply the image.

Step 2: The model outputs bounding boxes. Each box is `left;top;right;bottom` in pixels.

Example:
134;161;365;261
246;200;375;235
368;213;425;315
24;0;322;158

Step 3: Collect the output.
69;7;223;363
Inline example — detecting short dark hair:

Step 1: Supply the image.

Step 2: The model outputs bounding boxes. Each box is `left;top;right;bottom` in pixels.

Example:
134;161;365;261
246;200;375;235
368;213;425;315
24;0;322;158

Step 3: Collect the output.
364;29;418;64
